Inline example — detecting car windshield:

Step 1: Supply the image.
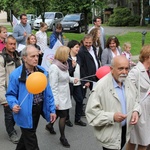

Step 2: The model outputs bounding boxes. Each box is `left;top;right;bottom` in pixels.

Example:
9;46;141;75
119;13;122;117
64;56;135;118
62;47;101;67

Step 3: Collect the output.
63;15;80;21
38;13;54;19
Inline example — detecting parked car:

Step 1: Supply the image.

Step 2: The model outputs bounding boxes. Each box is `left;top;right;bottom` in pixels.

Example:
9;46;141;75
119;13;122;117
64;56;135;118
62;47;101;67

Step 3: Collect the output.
27;14;37;29
33;12;64;30
61;13;85;33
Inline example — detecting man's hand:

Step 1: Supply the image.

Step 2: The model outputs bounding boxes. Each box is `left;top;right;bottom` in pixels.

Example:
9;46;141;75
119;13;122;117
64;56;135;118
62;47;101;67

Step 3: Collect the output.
130;111;139;125
84;82;90;88
50;113;56;123
114;112;127;122
12;105;21;113
3;103;8;107
23;32;27;37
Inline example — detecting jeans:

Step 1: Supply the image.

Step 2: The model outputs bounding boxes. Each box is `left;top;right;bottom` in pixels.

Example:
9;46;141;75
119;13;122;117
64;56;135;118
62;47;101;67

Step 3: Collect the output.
3;105;16;136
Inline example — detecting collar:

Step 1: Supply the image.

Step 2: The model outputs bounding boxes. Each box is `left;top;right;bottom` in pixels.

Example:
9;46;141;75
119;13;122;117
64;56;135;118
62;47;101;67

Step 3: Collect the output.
1;48;20;62
0;39;4;44
20;23;27;27
19;64;44;82
112;77;125;88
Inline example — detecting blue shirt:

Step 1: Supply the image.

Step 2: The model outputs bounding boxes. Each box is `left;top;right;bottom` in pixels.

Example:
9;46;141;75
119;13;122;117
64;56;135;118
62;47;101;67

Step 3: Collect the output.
113;78;126;126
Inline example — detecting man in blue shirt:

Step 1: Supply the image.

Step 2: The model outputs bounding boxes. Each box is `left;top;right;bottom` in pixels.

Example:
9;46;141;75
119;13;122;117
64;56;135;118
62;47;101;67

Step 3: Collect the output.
86;55;141;150
13;14;32;46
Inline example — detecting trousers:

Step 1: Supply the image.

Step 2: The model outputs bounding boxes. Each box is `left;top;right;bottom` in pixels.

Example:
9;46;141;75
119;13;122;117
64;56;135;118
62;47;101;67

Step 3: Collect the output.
4;105;16;136
16;102;43;150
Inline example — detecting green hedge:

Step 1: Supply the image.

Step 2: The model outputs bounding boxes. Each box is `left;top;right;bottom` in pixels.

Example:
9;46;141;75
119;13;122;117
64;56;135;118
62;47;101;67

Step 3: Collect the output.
108;7;140;26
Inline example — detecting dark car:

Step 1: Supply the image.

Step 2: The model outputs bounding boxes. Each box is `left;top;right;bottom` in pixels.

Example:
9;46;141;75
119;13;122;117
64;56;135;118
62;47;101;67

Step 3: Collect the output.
61;13;85;33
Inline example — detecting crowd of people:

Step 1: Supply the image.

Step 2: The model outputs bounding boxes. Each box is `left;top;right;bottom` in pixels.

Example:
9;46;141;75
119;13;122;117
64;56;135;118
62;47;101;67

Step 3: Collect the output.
0;13;150;150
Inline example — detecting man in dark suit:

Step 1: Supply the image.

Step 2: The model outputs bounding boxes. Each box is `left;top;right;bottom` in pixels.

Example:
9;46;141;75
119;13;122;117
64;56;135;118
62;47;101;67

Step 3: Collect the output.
78;34;100;97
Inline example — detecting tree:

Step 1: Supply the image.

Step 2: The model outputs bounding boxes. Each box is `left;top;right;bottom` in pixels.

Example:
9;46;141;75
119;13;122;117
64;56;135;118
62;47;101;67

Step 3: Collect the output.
140;0;143;26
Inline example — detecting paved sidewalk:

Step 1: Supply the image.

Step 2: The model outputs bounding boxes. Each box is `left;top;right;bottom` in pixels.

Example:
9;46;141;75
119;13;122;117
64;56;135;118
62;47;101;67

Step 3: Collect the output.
104;26;150;36
132;55;139;61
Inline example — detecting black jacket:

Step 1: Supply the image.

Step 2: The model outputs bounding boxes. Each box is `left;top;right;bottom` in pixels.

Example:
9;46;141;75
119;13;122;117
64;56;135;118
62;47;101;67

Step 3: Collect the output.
78;45;100;89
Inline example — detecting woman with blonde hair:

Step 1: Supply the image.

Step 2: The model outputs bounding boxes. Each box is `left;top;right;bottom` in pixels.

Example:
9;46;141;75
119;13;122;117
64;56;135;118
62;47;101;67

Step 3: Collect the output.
89;27;102;60
26;34;43;65
45;46;78;148
126;45;150;150
0;26;7;52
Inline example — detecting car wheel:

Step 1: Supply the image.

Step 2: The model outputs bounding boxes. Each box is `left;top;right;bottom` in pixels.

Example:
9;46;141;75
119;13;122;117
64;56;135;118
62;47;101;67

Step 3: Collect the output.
78;27;82;33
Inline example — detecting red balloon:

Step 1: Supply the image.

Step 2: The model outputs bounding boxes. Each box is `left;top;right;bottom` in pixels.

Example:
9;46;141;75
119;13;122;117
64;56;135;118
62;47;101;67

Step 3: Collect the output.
96;66;111;79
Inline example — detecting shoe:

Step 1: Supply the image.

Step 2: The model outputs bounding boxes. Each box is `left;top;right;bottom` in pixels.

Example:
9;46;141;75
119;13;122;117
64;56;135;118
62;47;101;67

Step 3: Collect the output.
75;120;87;126
9;132;19;144
65;120;73;127
60;137;70;148
45;124;56;134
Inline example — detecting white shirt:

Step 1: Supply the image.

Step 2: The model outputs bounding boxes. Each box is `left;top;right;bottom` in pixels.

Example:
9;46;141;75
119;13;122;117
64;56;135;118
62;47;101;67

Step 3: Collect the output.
111;49;120;58
35;30;48;52
72;56;81;86
88;47;99;71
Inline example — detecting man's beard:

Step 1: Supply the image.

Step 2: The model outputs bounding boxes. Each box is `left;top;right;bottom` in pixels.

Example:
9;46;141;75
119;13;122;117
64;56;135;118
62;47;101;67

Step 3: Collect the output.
118;74;127;83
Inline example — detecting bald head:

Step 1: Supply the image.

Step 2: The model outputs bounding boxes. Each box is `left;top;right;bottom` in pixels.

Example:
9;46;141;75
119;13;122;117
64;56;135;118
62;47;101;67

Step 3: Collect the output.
22;45;39;69
111;56;129;85
111;55;129;68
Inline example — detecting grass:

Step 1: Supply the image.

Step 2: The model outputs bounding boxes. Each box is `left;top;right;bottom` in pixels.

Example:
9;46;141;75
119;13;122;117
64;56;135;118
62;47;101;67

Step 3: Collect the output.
6;24;150;56
115;32;150;55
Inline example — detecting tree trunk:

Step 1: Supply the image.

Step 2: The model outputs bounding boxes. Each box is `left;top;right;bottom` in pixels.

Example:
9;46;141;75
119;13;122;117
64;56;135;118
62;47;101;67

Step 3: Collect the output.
140;0;143;26
84;10;88;34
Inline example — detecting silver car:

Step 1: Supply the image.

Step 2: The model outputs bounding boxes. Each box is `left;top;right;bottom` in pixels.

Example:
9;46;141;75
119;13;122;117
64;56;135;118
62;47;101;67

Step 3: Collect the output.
27;14;37;29
33;12;64;30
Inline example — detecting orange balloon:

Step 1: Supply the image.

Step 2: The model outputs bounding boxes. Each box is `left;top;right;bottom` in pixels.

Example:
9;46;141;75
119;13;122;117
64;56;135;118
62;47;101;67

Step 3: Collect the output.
26;72;47;94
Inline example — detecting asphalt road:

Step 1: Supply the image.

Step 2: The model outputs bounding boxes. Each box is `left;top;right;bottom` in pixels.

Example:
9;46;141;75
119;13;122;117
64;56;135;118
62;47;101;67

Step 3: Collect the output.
0;98;127;150
103;26;150;36
0;99;101;150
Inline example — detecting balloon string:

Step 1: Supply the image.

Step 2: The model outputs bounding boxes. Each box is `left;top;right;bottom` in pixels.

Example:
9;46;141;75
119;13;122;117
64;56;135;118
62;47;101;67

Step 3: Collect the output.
80;79;95;82
80;74;96;80
20;93;29;106
126;89;150;116
68;57;72;60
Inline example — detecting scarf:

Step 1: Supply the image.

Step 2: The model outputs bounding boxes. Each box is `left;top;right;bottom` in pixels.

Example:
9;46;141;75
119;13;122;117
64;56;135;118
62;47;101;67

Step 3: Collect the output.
52;59;68;71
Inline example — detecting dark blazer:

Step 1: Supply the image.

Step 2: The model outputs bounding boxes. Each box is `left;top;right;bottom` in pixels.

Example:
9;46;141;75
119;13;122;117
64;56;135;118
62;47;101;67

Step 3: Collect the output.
78;45;100;89
67;54;82;95
67;54;81;77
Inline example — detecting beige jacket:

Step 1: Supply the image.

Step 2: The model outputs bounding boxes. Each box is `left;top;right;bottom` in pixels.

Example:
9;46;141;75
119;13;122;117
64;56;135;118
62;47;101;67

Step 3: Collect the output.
85;73;141;149
128;62;150;145
0;52;22;104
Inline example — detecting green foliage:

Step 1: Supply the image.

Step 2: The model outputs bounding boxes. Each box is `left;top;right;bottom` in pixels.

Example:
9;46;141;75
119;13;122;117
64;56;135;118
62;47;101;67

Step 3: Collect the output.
108;7;140;26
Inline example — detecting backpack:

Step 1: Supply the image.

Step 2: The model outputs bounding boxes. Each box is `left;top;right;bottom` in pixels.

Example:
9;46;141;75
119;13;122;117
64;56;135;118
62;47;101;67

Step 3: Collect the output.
0;53;7;67
0;50;21;67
